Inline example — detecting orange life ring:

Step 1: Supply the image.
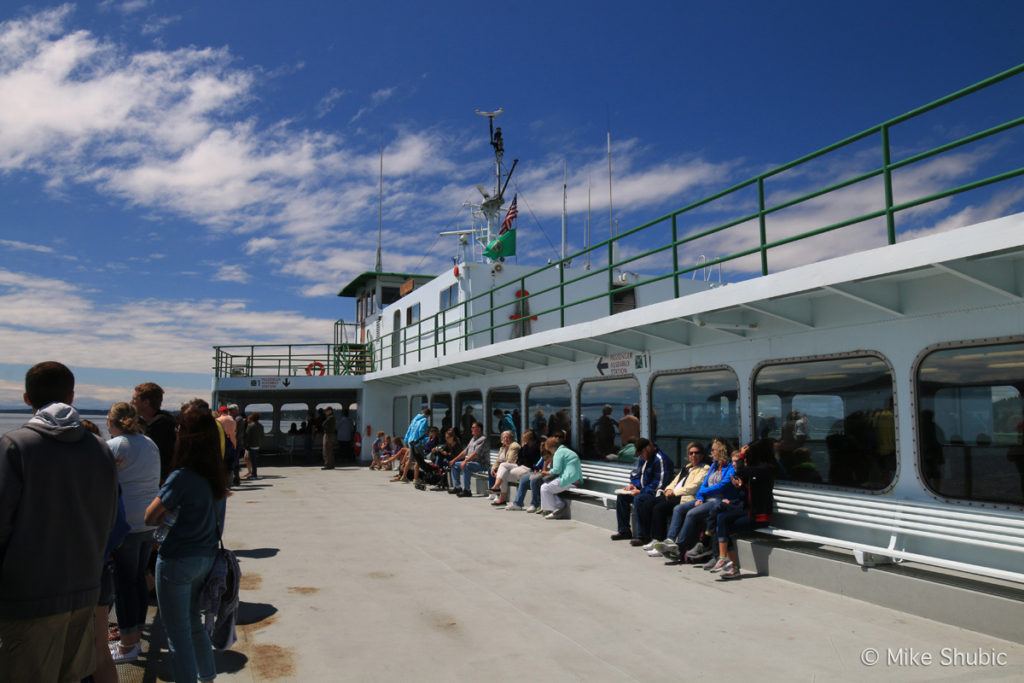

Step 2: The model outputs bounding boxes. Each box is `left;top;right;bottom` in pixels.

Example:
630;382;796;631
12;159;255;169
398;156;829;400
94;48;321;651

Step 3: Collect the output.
305;361;326;376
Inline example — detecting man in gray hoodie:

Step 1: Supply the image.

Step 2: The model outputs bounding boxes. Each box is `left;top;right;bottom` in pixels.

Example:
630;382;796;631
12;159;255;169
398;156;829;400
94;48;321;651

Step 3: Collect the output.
0;362;118;682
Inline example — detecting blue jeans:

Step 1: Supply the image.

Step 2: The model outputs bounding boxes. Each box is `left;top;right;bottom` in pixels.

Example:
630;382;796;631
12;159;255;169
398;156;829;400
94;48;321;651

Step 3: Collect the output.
666;500;697;541
513;472;543;507
156;554;216;683
676;499;722;549
450;461;483;489
112;530;154;635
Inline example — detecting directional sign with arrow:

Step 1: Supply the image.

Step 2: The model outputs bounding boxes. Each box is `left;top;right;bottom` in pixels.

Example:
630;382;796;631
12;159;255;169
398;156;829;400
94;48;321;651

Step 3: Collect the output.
597;358;610;375
282;378;291;387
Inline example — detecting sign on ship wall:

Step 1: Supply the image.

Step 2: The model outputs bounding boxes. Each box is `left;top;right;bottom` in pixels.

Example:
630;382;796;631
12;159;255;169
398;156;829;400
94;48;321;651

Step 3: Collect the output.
597;352;651;376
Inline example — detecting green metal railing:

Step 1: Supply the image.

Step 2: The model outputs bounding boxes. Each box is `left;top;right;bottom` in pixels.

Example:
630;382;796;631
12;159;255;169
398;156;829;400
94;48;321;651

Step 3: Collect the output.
213;342;371;378
363;63;1024;372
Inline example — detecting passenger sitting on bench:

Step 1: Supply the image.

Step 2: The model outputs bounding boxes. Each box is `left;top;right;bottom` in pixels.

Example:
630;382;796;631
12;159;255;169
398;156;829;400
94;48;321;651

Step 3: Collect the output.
643;442;710;556
707;463;776;579
653;438;735;561
448;422;488;497
428;429;461;491
506;432;550;512
403;426;440;486
489;431;522;505
610;438;674;545
370;431;387;470
380;437;406;473
539;434;582;520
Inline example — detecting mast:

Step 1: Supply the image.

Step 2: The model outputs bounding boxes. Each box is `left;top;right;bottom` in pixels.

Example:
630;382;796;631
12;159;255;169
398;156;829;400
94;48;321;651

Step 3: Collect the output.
586;176;592;270
375;146;383;272
561;160;568;262
607;129;614;239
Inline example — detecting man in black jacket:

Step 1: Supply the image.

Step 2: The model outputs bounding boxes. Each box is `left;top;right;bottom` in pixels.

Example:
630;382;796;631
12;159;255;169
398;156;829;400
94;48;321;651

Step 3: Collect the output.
133;381;176;483
0;362;118;682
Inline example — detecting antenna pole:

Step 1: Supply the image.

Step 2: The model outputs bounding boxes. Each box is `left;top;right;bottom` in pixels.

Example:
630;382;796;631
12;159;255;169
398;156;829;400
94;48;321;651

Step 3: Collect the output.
375;146;383;272
561;160;568;262
586;176;592;270
607;129;614;239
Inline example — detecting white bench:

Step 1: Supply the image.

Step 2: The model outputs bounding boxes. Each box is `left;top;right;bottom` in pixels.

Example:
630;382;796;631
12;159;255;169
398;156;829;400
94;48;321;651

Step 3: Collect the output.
562;461;633;509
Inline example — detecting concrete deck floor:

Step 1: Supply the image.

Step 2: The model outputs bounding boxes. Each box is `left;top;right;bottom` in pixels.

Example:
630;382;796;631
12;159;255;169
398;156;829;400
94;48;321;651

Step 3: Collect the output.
131;466;1024;681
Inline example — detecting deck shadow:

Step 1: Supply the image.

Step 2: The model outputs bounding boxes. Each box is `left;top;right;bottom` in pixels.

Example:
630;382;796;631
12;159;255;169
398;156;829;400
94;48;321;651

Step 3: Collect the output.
234;547;280;559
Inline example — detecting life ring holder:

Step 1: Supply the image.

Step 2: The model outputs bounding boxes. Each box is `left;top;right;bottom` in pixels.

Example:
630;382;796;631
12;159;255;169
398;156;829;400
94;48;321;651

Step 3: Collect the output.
305;361;326;376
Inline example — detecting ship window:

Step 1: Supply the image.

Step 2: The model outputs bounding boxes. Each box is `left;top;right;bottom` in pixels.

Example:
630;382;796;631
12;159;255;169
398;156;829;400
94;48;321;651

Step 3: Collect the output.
579;377;641;461
611;286;636;314
392;396;409;439
410;395;427;420
440;283;459;311
243;403;274;435
487;387;521;448
754;356;896;490
651;369;739;469
407;303;420;325
280;403;310;438
916;342;1024;506
430;394;453;431
527;382;572;445
455;391;483;441
382;287;401;305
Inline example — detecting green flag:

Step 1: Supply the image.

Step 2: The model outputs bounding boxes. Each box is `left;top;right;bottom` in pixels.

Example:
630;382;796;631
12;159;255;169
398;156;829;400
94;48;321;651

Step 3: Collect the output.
483;228;516;259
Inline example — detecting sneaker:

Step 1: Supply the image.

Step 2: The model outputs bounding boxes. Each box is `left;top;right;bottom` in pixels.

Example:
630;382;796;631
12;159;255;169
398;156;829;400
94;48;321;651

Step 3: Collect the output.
629;538;650;547
491;498;506;506
689;550;714;565
538;510;553;516
429;485;446;491
547;507;570;520
488;494;497;502
506;503;523;511
610;531;633;541
456;490;473;498
652;539;676;555
684;541;707;559
719;564;741;580
642;540;658;551
525;505;537;513
110;642;140;664
661;545;681;561
646;548;663;557
448;487;461;495
702;556;721;570
709;558;730;573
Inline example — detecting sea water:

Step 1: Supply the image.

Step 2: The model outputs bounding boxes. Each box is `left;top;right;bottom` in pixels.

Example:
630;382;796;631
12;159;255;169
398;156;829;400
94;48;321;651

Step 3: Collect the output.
0;412;110;438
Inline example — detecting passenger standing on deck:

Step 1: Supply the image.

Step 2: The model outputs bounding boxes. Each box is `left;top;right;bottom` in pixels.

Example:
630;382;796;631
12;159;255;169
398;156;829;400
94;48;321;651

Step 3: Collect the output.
539;435;582;519
0;362;118;683
337;406;355;464
459;405;476;440
448;421;487;497
106;402;162;664
145;400;227;683
397;406;430;483
133;382;177;483
594;404;618;457
216;406;238;484
243;413;264;480
322;406;337;470
229;404;244;485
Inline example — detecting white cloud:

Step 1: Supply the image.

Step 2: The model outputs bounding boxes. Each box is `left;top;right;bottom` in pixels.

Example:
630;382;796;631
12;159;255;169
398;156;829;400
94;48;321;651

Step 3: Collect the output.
350;85;396;123
214;264;249;283
244;236;281;254
0;238;53;253
314;86;346;118
99;0;153;14
141;15;181;36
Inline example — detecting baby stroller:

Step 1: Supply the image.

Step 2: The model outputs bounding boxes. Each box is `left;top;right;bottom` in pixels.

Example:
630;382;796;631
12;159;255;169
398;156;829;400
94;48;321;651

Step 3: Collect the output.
411;443;448;490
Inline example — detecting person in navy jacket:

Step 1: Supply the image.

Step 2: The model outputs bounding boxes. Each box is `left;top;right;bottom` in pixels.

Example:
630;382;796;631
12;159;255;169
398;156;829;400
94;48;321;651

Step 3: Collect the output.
610;438;674;544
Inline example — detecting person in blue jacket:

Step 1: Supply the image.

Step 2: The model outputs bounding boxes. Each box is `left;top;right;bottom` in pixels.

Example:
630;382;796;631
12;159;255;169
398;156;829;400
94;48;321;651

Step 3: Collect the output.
610;438;674;544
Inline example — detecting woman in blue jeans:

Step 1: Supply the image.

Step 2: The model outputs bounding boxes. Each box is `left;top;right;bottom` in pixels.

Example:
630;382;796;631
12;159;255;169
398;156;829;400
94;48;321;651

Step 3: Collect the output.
145;399;228;683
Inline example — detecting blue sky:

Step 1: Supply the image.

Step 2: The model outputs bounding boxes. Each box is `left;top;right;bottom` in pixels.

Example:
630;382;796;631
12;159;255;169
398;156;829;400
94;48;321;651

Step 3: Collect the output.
1;1;1023;408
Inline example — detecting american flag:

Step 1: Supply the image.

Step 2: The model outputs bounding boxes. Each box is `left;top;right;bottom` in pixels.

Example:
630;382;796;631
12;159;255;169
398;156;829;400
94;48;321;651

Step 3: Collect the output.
499;195;518;234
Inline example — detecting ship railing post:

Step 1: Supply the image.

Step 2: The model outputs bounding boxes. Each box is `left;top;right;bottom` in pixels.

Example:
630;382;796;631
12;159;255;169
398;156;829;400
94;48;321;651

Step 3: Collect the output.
249;345;254;377
418;320;422;362
758;177;768;276
288;345;292;376
882;124;897;245
489;289;494;345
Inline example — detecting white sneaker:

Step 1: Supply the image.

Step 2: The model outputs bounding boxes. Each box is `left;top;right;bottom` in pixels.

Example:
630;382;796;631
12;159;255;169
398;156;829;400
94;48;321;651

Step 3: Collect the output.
110;642;140;664
525;505;537;513
506;503;523;511
642;540;657;551
488;494;497;502
646;548;663;557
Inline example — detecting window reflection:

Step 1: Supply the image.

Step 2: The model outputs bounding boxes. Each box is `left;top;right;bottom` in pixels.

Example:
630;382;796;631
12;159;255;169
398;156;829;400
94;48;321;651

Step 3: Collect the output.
579;377;640;461
917;342;1024;505
755;356;896;490
487;387;521;448
392;396;408;437
651;369;739;468
456;391;483;441
526;383;572;444
430;393;453;432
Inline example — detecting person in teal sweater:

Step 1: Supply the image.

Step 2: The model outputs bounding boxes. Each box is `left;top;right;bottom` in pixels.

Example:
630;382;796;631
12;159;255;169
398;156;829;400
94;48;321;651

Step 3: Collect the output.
539;435;581;520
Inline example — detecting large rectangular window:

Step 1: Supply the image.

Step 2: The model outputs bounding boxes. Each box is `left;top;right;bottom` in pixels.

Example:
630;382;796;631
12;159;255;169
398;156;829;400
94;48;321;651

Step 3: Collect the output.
440;283;459;311
455;391;483;441
430;393;453;432
410;394;427;421
579;377;641;460
651;368;739;468
392;396;409;438
917;342;1024;506
527;383;572;444
487;387;521;448
755;356;896;490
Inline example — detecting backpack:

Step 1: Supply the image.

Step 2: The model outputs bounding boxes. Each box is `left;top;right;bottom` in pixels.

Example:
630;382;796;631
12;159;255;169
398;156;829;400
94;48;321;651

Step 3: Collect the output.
199;517;241;649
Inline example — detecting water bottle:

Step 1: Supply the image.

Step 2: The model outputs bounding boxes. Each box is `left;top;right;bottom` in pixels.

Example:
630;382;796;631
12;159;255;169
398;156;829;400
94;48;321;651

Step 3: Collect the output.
154;508;179;543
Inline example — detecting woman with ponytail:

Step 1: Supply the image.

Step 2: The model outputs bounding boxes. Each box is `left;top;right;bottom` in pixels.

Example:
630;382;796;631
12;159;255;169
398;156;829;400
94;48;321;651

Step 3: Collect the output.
144;399;228;683
107;401;161;663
